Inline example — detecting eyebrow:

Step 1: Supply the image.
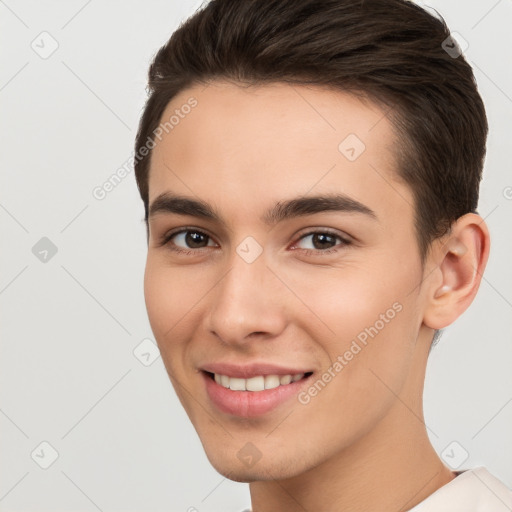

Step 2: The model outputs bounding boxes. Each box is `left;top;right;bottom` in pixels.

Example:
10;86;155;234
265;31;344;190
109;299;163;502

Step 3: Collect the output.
148;191;377;225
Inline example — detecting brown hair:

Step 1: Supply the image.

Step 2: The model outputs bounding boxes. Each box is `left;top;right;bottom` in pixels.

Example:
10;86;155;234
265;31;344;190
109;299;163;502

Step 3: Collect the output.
134;0;488;262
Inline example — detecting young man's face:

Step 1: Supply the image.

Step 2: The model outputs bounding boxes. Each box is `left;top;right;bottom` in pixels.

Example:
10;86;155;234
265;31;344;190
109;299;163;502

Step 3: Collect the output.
144;81;435;481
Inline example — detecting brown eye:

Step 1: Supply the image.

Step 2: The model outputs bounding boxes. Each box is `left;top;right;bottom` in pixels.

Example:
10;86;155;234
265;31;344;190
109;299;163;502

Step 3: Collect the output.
162;228;217;252
180;231;209;248
294;230;350;253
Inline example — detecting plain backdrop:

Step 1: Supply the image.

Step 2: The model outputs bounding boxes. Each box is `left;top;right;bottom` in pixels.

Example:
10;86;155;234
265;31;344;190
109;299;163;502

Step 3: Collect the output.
0;1;511;511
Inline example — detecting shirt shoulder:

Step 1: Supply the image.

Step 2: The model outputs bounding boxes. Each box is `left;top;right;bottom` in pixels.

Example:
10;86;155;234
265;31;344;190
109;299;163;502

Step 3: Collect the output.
238;466;511;512
408;466;512;512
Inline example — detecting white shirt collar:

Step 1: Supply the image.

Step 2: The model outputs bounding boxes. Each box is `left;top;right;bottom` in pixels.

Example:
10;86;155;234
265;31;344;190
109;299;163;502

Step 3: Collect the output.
407;466;512;511
241;467;512;512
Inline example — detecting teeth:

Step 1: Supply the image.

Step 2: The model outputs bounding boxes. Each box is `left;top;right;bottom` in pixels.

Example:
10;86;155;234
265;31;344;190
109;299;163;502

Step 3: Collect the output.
264;375;280;389
229;377;246;391
246;376;264;391
280;374;292;385
212;373;306;391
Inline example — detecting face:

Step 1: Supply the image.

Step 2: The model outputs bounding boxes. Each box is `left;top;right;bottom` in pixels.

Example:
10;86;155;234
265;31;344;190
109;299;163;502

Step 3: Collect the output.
144;81;431;481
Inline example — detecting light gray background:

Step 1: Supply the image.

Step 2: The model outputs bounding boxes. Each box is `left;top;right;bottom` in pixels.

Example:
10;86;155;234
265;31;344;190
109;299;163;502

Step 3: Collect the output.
0;1;511;511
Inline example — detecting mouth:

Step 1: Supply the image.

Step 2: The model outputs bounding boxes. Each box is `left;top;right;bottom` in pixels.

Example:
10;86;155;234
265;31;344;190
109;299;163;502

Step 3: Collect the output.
201;369;314;418
204;370;314;391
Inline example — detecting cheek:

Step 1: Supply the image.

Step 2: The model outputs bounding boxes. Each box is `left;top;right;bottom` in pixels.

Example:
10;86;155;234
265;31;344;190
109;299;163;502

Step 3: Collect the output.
284;262;400;336
290;271;418;444
287;258;419;381
143;261;171;337
143;257;203;350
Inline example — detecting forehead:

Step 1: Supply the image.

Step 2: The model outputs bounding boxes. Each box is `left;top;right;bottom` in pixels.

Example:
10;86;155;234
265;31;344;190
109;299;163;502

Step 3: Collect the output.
148;80;413;229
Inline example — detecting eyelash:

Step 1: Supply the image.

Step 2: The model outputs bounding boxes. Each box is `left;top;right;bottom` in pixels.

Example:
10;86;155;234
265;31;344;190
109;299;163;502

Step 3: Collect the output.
158;226;352;256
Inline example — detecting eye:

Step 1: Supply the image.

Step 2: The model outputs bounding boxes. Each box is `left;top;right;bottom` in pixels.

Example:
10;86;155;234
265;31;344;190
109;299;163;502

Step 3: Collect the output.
158;227;351;257
291;230;351;254
160;228;217;253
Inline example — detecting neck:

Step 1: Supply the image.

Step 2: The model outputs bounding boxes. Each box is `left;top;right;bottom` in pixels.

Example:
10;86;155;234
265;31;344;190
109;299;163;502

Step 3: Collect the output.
248;336;456;511
249;407;455;511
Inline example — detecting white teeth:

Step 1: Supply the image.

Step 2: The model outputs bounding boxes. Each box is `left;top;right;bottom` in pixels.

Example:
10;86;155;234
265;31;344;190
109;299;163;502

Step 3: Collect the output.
212;372;306;391
264;375;280;389
279;374;292;385
229;377;246;391
246;376;264;391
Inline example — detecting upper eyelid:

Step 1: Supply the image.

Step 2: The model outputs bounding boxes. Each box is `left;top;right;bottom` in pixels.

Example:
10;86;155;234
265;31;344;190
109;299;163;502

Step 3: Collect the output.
162;226;218;244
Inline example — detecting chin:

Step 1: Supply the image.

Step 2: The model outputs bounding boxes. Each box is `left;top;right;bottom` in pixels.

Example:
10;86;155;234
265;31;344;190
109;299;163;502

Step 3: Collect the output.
212;462;303;483
203;445;311;483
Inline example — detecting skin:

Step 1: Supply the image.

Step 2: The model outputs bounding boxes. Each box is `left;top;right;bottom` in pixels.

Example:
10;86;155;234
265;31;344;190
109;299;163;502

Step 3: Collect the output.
143;81;490;511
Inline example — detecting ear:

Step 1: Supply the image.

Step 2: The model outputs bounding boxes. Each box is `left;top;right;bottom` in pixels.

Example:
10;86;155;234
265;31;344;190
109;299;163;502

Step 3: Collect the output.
423;213;490;330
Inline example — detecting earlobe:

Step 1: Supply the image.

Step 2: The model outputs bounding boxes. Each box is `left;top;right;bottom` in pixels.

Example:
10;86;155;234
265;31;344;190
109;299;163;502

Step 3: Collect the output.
423;213;490;330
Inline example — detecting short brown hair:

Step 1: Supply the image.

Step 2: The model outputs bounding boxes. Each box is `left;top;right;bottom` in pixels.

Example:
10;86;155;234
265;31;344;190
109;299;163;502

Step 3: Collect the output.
134;0;488;261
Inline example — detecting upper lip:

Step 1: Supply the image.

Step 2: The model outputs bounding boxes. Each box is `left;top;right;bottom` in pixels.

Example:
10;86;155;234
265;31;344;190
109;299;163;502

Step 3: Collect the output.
200;362;313;379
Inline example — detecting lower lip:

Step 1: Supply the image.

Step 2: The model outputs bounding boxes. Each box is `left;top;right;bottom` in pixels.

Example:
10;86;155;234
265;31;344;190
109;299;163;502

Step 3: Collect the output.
202;371;313;418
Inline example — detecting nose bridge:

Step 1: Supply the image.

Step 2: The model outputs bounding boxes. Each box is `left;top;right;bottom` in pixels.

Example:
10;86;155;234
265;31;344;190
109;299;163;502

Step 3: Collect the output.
207;245;285;344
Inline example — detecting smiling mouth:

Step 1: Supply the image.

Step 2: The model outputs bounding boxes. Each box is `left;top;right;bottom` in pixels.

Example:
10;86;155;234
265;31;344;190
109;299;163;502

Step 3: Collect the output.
203;370;314;392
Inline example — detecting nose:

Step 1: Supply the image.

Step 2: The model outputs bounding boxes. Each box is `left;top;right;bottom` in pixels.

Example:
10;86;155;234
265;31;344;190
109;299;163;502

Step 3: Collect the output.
205;249;287;347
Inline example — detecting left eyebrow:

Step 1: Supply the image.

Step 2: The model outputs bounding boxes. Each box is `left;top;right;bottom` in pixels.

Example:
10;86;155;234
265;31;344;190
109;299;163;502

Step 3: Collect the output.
262;193;377;225
148;192;378;226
